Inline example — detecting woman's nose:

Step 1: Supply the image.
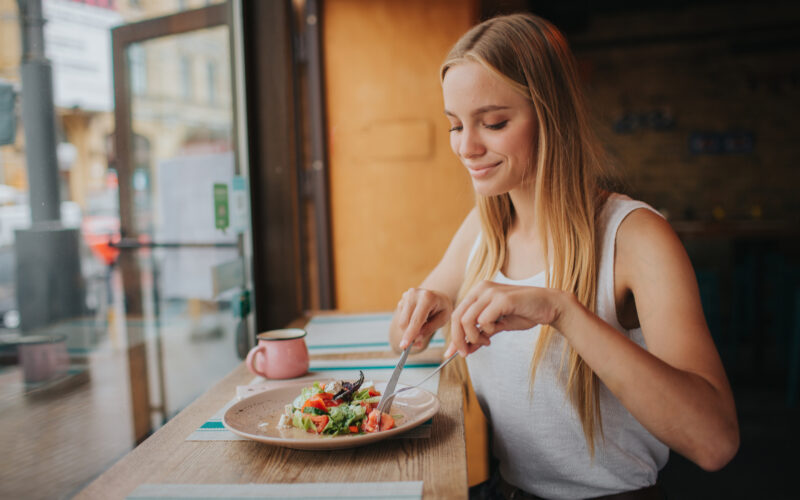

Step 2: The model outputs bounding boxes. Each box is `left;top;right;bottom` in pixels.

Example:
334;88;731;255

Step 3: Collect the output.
458;127;485;159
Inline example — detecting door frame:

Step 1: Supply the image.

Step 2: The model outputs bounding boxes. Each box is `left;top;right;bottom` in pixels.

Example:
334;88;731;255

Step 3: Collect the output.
112;3;230;256
111;1;235;443
111;0;306;441
238;0;306;329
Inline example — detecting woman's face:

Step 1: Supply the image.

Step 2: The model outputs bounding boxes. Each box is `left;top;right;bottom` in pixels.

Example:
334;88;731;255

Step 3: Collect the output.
442;61;538;197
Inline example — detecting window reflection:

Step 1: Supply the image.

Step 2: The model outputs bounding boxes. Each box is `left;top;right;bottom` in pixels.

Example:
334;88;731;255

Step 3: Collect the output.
0;1;238;498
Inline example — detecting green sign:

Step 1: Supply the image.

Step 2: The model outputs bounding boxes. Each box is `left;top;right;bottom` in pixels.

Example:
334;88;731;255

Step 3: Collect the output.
0;80;15;146
214;183;229;231
233;289;251;318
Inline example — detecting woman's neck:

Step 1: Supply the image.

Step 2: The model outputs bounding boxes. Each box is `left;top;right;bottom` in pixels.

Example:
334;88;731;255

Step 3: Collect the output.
508;184;539;238
501;184;552;279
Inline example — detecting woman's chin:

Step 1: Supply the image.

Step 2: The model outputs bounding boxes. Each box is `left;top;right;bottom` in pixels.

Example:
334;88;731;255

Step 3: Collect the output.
471;180;507;198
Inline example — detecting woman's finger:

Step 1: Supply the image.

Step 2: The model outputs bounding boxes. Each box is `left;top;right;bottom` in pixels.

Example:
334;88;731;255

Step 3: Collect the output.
460;292;494;345
418;309;443;339
397;289;418;349
396;289;416;328
461;314;484;347
405;294;433;346
449;292;478;356
466;341;484;354
474;294;510;336
447;312;468;357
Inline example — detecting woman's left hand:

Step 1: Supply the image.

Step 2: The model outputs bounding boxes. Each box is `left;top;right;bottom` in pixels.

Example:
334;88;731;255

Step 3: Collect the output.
445;281;566;357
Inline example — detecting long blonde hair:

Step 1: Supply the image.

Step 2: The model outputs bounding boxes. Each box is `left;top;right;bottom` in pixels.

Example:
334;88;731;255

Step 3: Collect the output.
442;13;612;455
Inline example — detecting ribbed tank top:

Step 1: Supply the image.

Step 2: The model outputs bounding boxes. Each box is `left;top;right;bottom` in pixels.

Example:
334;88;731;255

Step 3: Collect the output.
465;193;669;499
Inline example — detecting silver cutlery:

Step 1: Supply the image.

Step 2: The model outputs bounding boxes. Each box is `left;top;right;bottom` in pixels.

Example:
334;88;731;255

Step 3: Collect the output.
376;343;413;425
376;351;459;422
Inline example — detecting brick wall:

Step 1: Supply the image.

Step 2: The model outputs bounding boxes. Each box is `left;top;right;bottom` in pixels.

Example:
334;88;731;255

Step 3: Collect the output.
567;2;800;223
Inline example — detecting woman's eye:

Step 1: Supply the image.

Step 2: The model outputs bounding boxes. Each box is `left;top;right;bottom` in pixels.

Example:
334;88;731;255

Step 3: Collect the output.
485;120;508;130
448;125;463;132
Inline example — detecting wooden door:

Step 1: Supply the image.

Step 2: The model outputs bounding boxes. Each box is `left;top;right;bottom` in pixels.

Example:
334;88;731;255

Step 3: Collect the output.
323;0;478;311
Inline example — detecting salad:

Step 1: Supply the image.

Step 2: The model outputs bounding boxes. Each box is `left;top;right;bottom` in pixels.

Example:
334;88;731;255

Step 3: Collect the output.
277;371;397;435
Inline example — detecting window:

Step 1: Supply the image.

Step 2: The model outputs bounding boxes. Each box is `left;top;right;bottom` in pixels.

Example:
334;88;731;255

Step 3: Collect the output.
180;55;192;100
129;44;147;96
207;60;217;104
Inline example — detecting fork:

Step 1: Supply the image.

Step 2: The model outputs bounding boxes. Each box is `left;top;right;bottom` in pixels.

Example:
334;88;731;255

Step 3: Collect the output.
377;352;459;412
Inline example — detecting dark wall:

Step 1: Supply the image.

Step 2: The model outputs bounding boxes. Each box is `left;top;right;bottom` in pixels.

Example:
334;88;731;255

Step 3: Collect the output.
487;1;800;223
479;0;800;363
572;2;800;224
569;3;800;374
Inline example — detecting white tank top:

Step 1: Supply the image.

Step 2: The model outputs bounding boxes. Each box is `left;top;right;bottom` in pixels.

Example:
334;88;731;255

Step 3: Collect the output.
465;194;669;499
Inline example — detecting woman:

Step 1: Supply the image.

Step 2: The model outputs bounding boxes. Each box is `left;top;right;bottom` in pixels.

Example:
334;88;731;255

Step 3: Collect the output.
389;13;739;500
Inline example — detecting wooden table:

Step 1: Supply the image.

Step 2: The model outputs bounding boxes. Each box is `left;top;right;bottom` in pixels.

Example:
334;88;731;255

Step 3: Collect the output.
75;341;469;499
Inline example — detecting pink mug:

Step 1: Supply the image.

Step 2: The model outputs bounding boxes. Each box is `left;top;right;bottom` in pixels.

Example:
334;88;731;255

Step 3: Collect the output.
245;328;309;379
18;335;69;384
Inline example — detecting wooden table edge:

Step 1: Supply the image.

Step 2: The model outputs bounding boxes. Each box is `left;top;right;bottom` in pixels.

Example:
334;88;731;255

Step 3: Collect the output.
74;317;468;499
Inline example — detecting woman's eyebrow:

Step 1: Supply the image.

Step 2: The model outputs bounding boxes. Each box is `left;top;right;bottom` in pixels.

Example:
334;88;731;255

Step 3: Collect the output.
444;105;511;118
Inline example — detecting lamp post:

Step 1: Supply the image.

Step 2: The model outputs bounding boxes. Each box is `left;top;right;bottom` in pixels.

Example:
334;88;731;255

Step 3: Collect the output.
17;0;60;223
15;0;86;334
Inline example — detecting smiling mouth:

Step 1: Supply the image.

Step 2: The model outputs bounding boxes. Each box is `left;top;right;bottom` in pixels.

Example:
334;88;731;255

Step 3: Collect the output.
467;161;501;178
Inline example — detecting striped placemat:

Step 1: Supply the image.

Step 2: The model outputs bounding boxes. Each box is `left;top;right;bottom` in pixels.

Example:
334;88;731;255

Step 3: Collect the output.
127;481;423;499
187;359;443;441
304;313;445;354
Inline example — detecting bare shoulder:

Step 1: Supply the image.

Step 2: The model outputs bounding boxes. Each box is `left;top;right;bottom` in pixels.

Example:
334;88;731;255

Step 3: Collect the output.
419;207;481;296
614;207;703;331
614;207;686;277
459;207;481;238
614;208;694;290
438;206;481;264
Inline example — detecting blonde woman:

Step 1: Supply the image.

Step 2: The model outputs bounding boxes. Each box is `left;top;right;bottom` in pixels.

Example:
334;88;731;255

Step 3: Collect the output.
389;13;738;500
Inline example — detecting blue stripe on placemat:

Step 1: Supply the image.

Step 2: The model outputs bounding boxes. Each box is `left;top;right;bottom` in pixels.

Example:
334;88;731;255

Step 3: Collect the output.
200;421;225;430
307;339;445;350
311;362;440;371
308;313;393;324
308;341;389;350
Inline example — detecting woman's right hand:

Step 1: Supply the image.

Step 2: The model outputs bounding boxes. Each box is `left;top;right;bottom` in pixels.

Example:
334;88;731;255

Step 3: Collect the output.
391;288;453;352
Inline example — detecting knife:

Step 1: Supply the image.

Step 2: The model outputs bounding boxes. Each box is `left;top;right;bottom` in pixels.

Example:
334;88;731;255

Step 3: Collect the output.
376;343;413;423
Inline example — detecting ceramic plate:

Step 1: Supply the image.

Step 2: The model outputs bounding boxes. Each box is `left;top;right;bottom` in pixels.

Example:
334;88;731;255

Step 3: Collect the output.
222;380;440;450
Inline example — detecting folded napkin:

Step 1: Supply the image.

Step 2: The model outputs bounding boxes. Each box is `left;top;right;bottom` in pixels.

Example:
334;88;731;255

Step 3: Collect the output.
127;481;423;499
304;313;445;354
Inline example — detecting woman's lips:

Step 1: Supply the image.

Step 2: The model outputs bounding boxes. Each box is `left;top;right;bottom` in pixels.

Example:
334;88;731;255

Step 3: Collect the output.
467;161;501;178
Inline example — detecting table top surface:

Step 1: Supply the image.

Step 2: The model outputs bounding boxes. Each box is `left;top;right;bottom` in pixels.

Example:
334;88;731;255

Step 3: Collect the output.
74;328;468;500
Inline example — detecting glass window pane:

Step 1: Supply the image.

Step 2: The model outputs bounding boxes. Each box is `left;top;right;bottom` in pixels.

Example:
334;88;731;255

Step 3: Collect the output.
0;2;248;499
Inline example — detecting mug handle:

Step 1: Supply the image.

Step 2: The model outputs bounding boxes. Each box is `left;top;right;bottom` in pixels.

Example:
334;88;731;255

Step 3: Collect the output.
245;344;268;377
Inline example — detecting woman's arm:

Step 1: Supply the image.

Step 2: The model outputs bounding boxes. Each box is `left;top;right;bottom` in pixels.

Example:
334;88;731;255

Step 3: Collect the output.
447;209;739;470
562;208;739;470
388;208;481;352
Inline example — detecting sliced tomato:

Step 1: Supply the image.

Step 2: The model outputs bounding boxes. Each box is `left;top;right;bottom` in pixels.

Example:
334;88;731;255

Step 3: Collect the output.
363;409;379;433
348;425;359;433
309;414;329;434
360;401;375;414
302;396;328;413
379;413;395;431
367;388;380;397
318;392;339;407
363;409;394;433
